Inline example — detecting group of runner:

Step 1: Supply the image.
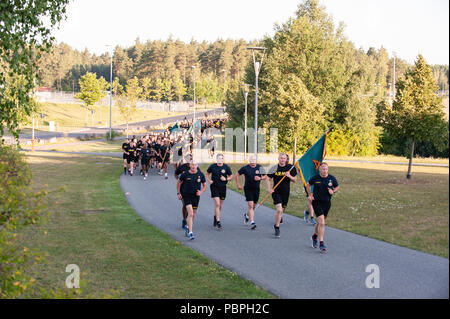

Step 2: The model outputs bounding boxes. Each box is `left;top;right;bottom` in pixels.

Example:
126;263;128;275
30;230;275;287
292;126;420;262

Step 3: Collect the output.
174;152;339;253
121;125;340;252
121;134;173;180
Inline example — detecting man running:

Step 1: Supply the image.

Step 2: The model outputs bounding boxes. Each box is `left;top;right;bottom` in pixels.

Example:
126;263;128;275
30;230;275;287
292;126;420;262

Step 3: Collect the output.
175;154;194;230
140;142;151;179
266;153;297;238
122;138;130;175
177;161;207;240
236;155;266;230
206;154;233;230
127;140;137;176
159;139;172;179
306;162;339;253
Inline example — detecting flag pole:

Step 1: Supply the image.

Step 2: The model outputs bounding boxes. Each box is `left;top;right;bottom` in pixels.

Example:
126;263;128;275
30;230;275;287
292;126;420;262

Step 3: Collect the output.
256;128;331;209
255;165;296;209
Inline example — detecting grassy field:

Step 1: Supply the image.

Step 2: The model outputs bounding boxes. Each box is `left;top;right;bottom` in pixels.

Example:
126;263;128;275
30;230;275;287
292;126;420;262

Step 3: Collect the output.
18;151;274;298
202;161;449;258
22;102;182;132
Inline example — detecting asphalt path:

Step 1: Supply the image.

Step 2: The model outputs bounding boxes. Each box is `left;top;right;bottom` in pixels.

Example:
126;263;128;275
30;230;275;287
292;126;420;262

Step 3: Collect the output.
120;159;449;299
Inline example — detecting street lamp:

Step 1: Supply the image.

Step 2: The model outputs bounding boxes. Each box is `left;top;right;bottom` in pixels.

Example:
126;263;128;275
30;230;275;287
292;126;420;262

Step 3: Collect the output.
392;51;396;101
247;46;266;158
192;65;196;125
242;83;251;161
106;45;113;140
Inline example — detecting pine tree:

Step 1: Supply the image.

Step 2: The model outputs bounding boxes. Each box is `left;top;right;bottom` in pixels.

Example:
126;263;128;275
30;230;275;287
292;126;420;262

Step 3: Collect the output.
386;54;446;178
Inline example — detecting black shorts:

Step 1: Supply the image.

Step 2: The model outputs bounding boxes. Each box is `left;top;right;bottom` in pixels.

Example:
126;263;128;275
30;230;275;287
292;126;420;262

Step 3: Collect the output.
156;156;162;163
182;194;200;209
210;185;226;200
123;153;127;160
127;156;136;164
244;187;260;203
141;158;150;166
312;200;331;218
272;192;290;208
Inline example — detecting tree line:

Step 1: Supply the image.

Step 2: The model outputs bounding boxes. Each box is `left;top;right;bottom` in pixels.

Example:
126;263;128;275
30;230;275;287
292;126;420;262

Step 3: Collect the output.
225;0;448;159
35;38;257;105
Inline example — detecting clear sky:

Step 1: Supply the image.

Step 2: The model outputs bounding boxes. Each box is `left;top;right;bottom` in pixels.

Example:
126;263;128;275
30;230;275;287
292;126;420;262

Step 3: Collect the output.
53;0;449;65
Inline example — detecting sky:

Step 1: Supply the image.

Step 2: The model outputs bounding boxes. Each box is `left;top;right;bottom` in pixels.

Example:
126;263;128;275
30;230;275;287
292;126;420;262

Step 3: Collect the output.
52;0;449;65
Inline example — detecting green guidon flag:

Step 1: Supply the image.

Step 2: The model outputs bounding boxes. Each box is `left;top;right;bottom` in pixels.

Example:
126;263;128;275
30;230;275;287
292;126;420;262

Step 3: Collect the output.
169;122;179;133
295;131;329;188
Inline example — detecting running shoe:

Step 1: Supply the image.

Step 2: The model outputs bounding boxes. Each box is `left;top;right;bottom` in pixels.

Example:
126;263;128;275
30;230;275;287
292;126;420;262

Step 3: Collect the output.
320;242;327;253
304;211;309;223
274;225;280;238
189;232;195;240
310;217;317;225
250;222;257;230
217;221;222;230
244;213;249;225
312;235;318;248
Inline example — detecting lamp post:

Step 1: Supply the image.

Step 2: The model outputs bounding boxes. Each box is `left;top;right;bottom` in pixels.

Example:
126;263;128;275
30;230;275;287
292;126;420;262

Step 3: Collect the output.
392;51;396;101
247;46;266;159
242;83;251;161
106;45;113;140
192;65;196;125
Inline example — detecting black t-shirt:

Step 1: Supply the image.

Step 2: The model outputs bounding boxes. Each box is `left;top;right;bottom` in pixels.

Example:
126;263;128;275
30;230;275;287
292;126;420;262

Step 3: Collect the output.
238;164;266;189
268;164;297;194
136;140;143;153
308;174;339;202
175;163;190;177
207;163;232;187
122;143;129;154
141;148;151;160
159;145;171;159
128;145;136;158
179;170;206;196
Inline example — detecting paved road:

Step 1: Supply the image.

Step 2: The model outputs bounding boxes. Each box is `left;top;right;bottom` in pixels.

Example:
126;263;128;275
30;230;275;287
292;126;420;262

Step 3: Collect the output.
120;161;449;299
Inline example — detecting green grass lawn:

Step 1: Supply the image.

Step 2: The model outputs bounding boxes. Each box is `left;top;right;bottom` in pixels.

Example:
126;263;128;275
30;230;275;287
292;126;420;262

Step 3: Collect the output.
22;102;182;132
203;161;449;258
19;152;274;298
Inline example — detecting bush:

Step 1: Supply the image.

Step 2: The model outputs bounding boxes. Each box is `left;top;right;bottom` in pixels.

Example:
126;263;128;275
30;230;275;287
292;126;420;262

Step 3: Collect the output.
105;129;120;141
0;144;49;298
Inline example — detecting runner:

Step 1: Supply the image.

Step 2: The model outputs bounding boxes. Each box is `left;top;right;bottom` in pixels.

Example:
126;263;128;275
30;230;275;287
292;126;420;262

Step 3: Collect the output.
306;162;340;253
207;135;216;158
177;161;207;240
121;138;130;175
175;153;193;229
149;136;157;169
140;142;151;180
206;154;233;230
235;155;266;230
127;140;137;176
303;191;317;225
159;139;172;179
266;153;297;238
136;136;143;175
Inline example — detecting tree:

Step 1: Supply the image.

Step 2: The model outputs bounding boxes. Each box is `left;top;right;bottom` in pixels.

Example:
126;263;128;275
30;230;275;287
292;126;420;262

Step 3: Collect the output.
227;0;381;154
0;0;69;141
119;77;142;136
385;55;447;178
173;74;187;101
75;72;108;126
